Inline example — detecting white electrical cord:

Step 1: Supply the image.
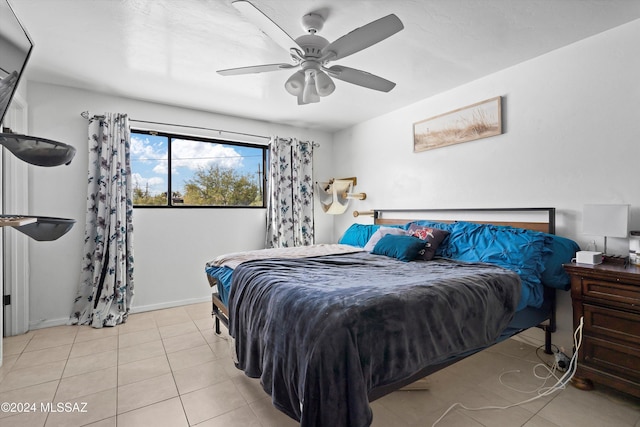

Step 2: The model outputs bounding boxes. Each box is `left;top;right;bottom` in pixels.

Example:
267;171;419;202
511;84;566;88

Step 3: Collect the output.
431;316;584;427
497;360;561;396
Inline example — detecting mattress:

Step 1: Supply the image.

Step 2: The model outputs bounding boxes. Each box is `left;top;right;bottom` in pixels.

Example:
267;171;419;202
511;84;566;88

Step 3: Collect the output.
206;243;364;306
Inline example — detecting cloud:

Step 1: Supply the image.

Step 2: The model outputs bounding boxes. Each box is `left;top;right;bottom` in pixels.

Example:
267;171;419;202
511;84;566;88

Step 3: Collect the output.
131;134;166;161
130;134;251;195
131;135;244;173
152;161;168;175
172;139;243;171
131;172;165;195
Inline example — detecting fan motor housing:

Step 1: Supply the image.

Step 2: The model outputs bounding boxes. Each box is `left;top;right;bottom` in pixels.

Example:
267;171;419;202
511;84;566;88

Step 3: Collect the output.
295;34;329;58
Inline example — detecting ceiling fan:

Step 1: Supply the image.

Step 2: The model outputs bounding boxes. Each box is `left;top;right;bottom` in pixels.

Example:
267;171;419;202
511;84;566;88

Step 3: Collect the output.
217;1;404;105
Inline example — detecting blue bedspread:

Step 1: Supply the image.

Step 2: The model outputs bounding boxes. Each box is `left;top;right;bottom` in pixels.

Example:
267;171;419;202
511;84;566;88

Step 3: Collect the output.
205;265;234;305
229;252;520;427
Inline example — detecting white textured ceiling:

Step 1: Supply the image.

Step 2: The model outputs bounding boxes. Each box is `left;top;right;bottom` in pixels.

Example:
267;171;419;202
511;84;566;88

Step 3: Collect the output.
11;0;640;132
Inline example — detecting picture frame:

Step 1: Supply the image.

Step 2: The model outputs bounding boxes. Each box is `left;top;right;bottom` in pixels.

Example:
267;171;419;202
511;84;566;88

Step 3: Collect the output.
413;96;502;153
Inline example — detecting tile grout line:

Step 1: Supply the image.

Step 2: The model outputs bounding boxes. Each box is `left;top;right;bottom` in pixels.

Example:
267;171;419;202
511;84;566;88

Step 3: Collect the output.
114;326;120;426
162;317;191;426
174;320;191;426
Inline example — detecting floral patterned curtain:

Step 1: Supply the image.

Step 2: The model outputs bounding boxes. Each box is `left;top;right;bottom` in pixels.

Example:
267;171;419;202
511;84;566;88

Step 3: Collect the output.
265;136;314;248
70;113;134;328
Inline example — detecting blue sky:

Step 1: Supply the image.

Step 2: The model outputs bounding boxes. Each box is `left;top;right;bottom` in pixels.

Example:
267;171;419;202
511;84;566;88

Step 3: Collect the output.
130;132;264;196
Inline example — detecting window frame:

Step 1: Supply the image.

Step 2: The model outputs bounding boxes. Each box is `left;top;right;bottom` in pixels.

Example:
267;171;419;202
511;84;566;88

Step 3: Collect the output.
131;128;268;209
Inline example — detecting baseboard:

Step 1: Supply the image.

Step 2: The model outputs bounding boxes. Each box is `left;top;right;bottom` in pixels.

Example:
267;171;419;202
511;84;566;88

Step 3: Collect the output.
29;317;70;330
28;296;211;330
129;296;211;314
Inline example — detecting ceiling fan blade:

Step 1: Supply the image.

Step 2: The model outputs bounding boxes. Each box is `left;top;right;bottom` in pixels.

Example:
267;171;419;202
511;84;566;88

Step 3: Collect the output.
321;14;403;61
232;1;301;53
217;63;296;76
324;65;396;92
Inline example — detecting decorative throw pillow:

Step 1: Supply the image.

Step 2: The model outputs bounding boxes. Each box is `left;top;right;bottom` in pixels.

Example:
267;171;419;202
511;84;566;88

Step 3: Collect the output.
371;234;427;262
338;224;381;247
407;224;450;260
363;226;408;252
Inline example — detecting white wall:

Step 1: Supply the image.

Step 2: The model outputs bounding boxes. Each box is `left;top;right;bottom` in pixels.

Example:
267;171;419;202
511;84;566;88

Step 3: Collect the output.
24;83;333;329
331;19;640;351
20;18;640;351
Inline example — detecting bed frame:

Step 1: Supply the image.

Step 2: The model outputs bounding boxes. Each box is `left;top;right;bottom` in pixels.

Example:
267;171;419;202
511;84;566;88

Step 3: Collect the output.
209;207;559;385
209;277;229;334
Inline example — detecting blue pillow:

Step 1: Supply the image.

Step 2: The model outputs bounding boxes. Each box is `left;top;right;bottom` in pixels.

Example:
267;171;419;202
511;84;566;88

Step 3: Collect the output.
338;224;381;247
372;234;426;262
364;227;408;251
444;222;547;310
541;234;581;290
402;221;579;304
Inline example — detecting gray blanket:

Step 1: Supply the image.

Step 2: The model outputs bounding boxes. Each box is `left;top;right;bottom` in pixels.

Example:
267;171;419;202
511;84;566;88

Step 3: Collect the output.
228;252;520;427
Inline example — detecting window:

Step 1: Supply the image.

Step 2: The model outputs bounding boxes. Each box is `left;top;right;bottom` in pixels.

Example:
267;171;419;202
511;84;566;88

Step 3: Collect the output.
130;130;267;207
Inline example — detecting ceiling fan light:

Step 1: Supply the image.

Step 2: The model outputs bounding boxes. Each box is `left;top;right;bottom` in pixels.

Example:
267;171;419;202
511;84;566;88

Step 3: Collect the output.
285;70;305;96
302;70;320;104
315;70;335;97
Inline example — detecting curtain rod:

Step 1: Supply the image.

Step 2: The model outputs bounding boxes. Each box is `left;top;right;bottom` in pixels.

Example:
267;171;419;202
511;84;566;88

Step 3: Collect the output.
80;111;270;141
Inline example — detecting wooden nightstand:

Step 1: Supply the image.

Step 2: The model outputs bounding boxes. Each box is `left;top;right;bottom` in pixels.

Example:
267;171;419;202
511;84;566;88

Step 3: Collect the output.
563;262;640;398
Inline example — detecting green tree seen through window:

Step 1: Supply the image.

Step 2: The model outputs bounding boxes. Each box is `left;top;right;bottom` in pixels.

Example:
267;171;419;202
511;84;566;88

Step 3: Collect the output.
133;184;167;206
183;165;261;206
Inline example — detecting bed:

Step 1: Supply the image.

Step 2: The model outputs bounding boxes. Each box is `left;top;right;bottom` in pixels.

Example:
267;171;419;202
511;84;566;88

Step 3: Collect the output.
205;207;580;427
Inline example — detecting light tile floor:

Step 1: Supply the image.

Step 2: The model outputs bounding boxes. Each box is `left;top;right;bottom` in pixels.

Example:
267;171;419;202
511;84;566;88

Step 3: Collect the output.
1;302;638;426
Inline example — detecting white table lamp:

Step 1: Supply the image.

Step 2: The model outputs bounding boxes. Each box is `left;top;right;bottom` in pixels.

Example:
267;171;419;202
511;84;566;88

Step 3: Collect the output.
583;204;629;254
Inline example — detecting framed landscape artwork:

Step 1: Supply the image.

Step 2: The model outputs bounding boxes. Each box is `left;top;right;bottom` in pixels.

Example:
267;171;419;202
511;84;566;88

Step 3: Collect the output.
413;96;502;152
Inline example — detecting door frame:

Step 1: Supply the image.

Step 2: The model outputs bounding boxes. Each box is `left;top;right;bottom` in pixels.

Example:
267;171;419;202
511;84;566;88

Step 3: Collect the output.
2;93;30;338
